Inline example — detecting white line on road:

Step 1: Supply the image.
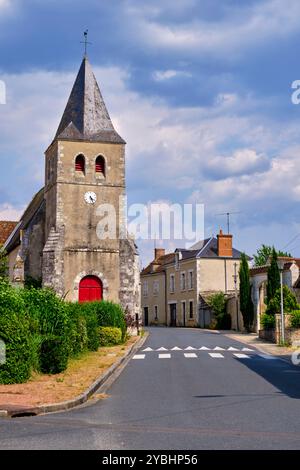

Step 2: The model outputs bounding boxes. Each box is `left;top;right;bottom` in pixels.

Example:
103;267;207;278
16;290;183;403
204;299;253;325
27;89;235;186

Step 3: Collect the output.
184;353;197;358
199;346;210;350
233;353;250;359
227;347;239;351
242;348;255;352
214;347;225;351
209;353;224;358
159;354;171;359
142;347;153;352
185;346;197;350
157;347;168;351
132;354;145;360
171;347;182;350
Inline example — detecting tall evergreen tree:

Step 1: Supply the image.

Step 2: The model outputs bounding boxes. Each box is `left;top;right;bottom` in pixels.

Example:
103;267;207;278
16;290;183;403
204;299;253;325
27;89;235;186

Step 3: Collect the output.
267;247;280;303
239;253;254;332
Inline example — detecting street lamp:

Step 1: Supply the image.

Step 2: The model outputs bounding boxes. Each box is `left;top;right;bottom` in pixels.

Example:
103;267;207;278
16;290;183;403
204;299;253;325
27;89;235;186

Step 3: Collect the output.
277;259;285;344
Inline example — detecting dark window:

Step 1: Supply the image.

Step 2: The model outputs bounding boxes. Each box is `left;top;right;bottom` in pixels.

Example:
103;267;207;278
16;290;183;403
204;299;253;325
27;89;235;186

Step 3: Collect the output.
154;305;158;320
75;154;85;173
189;301;193;319
95;155;105;175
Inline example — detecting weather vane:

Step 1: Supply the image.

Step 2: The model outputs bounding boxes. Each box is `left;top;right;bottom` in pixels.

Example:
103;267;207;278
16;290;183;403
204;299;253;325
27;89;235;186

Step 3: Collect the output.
81;29;92;57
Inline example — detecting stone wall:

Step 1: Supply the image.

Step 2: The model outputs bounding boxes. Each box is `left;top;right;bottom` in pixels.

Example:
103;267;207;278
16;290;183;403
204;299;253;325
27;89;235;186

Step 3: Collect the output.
119;238;140;318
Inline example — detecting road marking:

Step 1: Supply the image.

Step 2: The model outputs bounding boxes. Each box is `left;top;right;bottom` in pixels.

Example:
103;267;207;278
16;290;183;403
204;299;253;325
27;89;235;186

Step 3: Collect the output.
233;353;250;359
242;348;255;352
171;347;182;350
184;353;197;358
259;354;277;360
159;353;171;359
199;346;210;350
214;346;225;351
142;347;153;352
209;353;224;358
132;354;145;360
156;347;168;351
227;347;239;351
185;346;196;350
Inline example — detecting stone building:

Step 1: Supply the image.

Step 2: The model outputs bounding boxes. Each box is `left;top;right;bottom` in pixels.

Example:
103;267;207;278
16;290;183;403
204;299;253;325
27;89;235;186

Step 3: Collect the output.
141;230;248;327
3;55;140;314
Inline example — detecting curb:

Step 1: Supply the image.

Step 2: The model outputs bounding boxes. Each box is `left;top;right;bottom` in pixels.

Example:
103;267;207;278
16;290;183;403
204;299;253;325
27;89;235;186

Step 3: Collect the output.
0;332;149;419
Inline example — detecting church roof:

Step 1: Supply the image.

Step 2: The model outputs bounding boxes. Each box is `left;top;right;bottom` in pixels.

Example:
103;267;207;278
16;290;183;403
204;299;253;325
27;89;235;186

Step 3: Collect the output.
3;188;45;253
55;57;125;144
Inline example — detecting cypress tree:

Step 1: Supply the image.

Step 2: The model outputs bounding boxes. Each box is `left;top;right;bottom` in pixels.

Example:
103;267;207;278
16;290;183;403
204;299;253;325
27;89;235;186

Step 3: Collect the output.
239;253;254;332
267;247;280;303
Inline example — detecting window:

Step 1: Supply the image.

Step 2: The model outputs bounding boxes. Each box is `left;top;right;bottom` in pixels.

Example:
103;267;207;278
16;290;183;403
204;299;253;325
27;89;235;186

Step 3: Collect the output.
143;281;148;297
189;300;193;319
153;280;159;295
154;305;158;320
170;274;175;293
180;272;186;291
182;301;186;326
175;252;180;270
188;270;194;289
75;154;85;173
95;155;105;175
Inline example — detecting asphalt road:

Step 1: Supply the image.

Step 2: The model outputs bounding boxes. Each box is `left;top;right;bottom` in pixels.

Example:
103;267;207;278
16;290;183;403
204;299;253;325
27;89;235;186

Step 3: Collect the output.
1;327;300;450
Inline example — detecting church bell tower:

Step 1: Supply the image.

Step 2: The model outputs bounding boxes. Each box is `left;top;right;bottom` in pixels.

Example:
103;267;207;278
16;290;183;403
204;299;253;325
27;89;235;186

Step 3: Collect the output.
42;55;130;303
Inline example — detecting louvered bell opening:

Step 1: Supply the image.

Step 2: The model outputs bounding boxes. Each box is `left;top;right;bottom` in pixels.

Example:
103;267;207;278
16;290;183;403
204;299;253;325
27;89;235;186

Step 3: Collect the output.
75;156;85;172
95;157;105;174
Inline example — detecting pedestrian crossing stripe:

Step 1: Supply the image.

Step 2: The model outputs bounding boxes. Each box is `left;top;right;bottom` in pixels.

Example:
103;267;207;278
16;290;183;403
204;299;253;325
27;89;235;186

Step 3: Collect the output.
132;354;145;360
159;353;171;359
209;353;224;358
242;348;255;352
184;353;197;358
233;353;250;359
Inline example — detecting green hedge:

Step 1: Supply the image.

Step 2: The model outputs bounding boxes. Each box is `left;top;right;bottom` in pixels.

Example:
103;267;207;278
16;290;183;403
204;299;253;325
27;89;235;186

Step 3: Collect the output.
0;282;126;383
99;326;122;346
290;310;300;328
261;313;276;330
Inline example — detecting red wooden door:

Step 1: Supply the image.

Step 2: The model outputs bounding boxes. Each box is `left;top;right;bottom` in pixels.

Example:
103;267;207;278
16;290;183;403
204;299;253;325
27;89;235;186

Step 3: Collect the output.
79;276;103;302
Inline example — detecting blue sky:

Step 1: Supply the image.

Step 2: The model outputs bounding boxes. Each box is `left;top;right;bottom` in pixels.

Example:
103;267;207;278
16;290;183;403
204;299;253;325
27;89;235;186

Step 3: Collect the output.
1;0;300;265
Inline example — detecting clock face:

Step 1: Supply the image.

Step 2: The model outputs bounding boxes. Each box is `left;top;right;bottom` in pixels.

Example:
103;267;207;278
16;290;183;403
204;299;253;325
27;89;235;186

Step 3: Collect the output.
84;191;97;204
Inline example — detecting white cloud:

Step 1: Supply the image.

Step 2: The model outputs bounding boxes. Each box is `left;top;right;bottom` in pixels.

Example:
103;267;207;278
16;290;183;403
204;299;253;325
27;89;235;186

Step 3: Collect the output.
205;149;270;178
0;203;23;221
153;69;192;81
130;0;300;58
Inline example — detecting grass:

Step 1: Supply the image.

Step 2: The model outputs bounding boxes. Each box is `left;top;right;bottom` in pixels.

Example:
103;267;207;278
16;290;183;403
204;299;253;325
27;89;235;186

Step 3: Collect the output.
0;336;138;408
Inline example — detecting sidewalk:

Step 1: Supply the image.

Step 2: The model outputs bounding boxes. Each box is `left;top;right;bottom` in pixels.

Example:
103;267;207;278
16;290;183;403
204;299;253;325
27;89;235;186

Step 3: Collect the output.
223;331;296;363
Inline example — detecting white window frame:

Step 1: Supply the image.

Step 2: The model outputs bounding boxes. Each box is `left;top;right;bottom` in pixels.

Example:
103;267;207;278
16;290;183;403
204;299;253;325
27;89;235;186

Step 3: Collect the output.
180;271;186;291
188;270;194;290
143;280;148;297
170;274;175;293
153;280;159;296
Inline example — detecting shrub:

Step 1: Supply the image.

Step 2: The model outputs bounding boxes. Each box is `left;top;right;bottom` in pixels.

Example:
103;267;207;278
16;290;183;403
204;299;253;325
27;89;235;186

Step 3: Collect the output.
261;313;276;330
40;336;69;374
99;326;122;346
217;314;232;330
266;285;298;315
290;310;300;328
90;301;126;339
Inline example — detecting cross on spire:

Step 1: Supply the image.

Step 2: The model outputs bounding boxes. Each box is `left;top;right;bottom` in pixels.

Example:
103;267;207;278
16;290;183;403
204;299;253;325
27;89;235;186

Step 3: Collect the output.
81;29;92;57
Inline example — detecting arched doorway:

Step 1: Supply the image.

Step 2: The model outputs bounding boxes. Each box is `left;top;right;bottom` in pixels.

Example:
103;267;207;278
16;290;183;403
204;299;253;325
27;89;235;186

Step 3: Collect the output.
79;276;103;302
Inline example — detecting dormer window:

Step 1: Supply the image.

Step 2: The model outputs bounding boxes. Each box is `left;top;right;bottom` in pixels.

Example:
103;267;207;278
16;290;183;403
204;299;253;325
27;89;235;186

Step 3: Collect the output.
75;154;85;173
95;155;105;175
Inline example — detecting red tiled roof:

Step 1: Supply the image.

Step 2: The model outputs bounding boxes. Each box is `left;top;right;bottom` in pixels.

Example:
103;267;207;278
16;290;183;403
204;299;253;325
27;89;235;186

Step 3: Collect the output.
141;253;175;275
0;221;18;245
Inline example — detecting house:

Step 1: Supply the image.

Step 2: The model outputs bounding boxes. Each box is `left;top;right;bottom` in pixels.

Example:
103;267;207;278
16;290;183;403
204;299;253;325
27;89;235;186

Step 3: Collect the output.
141;230;248;327
250;257;300;331
3;54;140;316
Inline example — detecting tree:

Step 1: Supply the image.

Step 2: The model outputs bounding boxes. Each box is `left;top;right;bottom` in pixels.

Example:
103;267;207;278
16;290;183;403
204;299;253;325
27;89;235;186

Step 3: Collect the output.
266;247;280;303
239;253;254;332
0;246;8;280
266;285;299;315
253;244;291;267
206;292;231;330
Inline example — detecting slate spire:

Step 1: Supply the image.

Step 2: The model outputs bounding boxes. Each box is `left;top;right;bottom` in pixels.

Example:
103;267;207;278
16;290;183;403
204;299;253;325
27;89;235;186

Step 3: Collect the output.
55;57;125;143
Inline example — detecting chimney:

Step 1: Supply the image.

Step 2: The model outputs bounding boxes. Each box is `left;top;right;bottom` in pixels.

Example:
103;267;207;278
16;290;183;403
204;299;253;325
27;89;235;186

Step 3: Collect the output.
154;248;165;260
217;229;233;257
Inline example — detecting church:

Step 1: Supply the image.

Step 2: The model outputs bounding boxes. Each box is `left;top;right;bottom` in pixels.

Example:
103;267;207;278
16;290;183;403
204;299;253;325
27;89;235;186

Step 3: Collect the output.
3;54;140;314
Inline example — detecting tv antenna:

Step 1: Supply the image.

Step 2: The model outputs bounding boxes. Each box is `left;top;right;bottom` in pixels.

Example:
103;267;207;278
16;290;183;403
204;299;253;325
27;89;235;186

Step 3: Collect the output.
215;211;241;234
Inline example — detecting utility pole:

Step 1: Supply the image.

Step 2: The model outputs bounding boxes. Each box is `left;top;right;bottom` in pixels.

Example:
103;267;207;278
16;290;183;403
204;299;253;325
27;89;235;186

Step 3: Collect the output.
233;262;239;331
